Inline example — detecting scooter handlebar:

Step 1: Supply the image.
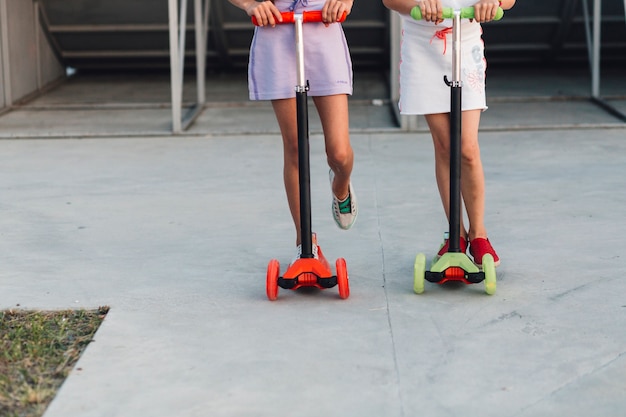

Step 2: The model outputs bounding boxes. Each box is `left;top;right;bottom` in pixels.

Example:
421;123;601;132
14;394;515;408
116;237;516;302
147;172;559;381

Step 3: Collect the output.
410;6;504;21
252;10;347;26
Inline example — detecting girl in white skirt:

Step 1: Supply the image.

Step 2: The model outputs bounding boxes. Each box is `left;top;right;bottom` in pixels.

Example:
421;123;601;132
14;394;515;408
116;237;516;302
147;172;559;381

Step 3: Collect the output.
228;0;358;259
383;0;516;267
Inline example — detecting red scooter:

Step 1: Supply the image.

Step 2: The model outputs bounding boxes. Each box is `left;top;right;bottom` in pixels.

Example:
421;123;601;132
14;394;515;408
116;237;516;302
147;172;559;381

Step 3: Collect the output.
253;11;350;300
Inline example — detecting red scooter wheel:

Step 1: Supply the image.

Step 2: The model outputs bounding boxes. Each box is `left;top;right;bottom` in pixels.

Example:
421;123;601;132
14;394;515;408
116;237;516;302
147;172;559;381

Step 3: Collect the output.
336;258;350;299
266;259;280;301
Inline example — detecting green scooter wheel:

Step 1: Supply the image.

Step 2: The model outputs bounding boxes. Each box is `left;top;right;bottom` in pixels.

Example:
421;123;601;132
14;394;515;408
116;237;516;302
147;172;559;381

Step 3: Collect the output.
414;253;426;294
482;254;496;295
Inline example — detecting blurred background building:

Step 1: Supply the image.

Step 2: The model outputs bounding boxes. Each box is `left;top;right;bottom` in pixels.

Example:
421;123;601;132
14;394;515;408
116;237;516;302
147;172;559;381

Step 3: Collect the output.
1;0;624;131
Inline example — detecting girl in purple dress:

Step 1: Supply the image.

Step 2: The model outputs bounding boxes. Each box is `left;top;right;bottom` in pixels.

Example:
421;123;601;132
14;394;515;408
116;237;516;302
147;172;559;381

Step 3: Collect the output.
228;0;358;260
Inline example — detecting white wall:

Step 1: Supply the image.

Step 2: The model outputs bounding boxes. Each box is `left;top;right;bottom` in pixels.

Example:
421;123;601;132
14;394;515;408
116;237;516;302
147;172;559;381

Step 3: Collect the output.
0;0;64;110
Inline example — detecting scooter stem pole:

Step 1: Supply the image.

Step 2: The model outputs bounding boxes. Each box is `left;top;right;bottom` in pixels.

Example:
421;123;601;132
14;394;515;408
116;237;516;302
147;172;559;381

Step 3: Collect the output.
294;14;313;257
448;11;462;253
452;11;461;81
295;14;306;88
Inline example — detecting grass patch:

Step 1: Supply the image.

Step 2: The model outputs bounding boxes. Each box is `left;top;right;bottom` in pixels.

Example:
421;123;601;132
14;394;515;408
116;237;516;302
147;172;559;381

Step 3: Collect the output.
0;306;109;417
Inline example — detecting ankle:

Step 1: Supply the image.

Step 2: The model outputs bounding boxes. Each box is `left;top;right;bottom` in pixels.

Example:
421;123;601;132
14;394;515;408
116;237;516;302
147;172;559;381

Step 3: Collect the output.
467;229;487;242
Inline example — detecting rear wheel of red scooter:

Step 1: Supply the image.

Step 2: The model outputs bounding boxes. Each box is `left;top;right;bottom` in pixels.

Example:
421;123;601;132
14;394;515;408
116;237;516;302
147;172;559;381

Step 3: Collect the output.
336;258;350;299
266;259;280;301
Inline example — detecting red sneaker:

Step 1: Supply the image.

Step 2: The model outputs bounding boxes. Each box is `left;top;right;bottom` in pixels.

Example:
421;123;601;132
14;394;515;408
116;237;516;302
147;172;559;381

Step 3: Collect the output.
469;238;500;267
437;236;468;257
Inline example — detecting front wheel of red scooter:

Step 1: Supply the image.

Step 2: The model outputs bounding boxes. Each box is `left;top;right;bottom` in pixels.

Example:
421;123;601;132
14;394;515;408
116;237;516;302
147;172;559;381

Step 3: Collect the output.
336;258;350;299
266;259;280;301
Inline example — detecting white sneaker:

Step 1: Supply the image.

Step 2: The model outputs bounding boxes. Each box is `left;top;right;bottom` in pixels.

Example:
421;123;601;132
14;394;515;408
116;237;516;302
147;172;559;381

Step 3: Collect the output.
329;169;358;230
291;242;319;265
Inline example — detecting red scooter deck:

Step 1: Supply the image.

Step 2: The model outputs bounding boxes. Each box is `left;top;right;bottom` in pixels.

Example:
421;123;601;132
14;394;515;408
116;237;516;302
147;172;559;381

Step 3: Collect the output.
266;243;349;300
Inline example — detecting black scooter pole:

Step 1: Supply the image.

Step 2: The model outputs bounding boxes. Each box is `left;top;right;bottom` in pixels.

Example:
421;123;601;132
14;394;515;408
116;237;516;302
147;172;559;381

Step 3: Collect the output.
294;15;314;258
446;11;462;253
296;89;313;257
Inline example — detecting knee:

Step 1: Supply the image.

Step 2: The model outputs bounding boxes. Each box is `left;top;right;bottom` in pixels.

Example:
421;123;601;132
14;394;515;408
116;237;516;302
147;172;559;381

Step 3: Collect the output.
327;144;353;169
461;141;481;167
283;137;299;164
433;136;480;167
433;139;450;158
432;136;451;166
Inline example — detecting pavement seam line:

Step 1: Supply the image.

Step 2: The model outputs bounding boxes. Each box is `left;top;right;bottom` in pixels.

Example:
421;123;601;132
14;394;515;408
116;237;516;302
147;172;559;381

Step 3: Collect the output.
371;134;406;417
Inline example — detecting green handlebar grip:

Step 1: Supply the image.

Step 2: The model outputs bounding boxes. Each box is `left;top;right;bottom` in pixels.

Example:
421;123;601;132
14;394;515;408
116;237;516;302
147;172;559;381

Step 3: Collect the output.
410;6;504;21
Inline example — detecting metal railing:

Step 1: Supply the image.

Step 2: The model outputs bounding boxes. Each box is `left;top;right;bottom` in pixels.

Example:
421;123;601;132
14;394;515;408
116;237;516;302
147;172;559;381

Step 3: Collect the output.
167;0;210;133
583;0;626;121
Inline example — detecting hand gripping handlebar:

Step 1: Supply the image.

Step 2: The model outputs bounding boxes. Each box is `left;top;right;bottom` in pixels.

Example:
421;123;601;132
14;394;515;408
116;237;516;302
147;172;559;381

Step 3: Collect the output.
252;10;347;26
410;6;504;21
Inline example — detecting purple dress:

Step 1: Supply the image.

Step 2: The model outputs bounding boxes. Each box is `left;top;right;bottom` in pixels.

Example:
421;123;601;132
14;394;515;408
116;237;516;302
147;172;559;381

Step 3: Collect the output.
248;0;353;100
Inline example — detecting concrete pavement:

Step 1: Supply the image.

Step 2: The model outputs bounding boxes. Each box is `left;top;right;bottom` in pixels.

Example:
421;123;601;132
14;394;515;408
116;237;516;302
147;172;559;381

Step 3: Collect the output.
1;68;626;416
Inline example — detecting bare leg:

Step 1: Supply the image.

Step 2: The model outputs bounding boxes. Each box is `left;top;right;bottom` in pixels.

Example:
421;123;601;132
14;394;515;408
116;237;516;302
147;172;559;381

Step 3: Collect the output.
457;110;487;241
313;94;354;201
271;98;302;245
425;109;487;241
272;94;354;245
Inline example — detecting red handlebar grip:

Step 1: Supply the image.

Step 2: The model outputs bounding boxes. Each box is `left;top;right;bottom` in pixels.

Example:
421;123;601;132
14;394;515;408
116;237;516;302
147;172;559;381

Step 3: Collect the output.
251;10;346;26
302;10;347;23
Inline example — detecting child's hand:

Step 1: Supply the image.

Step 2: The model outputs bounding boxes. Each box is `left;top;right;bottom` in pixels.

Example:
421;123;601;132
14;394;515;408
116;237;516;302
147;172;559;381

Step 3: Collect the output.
321;0;353;26
472;0;501;22
247;0;282;27
414;0;443;24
